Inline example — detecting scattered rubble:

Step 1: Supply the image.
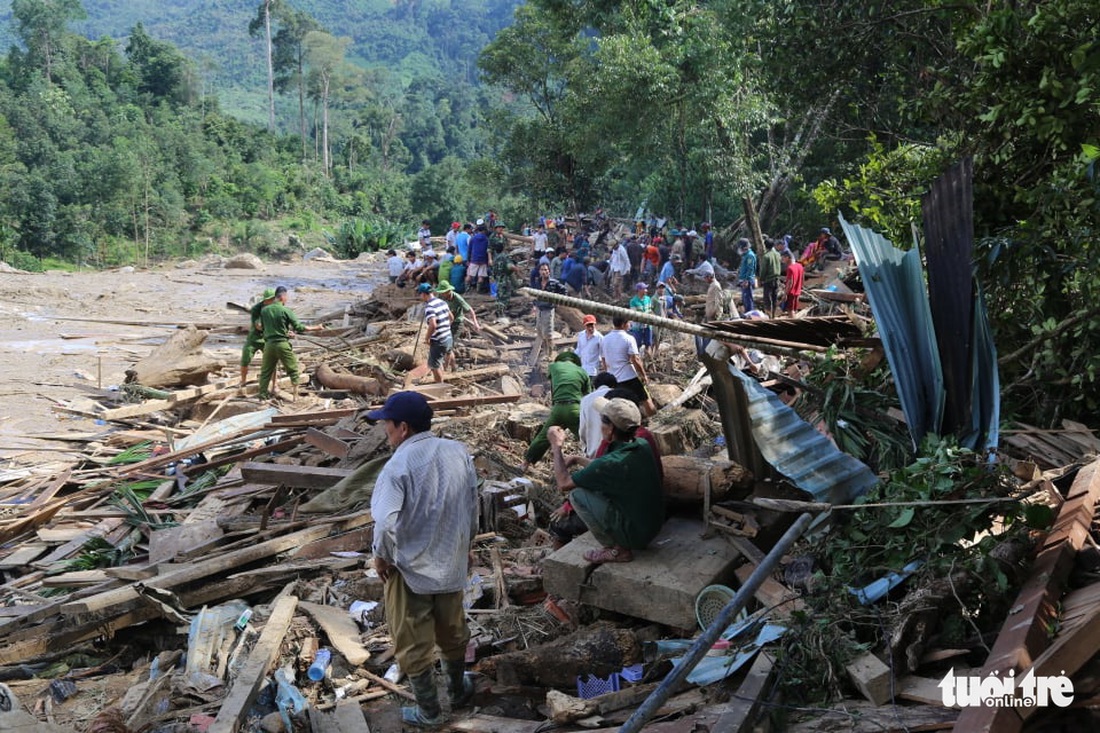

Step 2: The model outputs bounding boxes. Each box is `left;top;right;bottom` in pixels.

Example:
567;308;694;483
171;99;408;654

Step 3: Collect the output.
0;228;1099;733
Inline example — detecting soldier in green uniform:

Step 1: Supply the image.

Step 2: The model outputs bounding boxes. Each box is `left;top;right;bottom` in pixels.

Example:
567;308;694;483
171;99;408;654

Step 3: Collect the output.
520;351;591;472
257;286;324;400
489;223;518;314
240;287;276;389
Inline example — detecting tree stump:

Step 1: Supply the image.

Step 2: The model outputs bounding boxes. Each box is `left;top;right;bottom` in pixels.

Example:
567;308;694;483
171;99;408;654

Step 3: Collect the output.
476;622;641;688
315;363;385;396
661;455;753;503
124;326;224;388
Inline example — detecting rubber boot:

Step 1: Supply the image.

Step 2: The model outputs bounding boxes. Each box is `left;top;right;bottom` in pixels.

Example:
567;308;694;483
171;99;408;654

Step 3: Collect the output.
442;658;474;709
401;670;444;727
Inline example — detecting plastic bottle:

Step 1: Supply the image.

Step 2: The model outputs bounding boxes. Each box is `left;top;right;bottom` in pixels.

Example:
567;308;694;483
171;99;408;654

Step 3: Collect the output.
234;607;253;632
308;648;331;682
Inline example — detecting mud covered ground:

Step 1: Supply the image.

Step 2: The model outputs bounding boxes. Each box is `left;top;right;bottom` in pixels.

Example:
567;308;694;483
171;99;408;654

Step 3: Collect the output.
0;255;383;470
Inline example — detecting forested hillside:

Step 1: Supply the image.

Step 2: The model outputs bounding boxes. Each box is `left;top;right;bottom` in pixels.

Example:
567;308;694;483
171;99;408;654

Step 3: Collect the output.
0;0;1096;427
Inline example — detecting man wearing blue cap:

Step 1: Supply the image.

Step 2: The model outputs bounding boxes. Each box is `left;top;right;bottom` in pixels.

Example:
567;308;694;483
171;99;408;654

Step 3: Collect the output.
368;391;479;726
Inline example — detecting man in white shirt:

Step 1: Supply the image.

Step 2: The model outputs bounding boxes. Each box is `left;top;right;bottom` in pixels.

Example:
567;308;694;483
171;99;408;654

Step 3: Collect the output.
599;315;655;415
445;221;459;251
386;249;405;283
533;225;548;256
609;240;631;299
574;314;605;376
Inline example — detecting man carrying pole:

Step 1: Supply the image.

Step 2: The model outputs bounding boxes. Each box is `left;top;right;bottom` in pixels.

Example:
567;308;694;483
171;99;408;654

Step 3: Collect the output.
257;286;324;400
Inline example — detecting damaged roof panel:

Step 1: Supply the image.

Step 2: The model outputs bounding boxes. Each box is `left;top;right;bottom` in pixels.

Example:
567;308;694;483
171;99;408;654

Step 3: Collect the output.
839;212;945;448
721;354;878;505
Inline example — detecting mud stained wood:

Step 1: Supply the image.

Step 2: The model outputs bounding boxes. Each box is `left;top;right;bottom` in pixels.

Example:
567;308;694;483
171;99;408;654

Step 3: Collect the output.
208;595;299;733
59;524;330;616
299;600;371;666
951;460;1100;733
711;652;775;732
542;517;741;629
239;463;353;489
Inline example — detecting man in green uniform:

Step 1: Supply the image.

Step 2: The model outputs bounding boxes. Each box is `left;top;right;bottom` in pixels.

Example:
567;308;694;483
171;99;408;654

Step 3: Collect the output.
520;352;591;472
240;287;276;388
257;286;324;400
489;224;518;314
760;237;783;318
434;281;480;371
547;397;665;563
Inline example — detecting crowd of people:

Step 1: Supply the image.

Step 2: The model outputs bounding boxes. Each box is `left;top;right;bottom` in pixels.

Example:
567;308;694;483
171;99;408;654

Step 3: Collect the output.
228;213;848;727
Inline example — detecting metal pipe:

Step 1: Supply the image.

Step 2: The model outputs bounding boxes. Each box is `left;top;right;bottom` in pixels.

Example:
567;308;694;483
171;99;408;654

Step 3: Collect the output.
618;512;814;733
518;287;822;360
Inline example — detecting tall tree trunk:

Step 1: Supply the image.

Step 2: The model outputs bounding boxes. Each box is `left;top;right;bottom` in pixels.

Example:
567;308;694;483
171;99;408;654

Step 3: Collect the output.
297;46;307;159
263;0;276;133
321;74;331;176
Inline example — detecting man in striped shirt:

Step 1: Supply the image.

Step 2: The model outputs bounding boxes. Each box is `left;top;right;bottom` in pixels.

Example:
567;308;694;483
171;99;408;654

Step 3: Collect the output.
418;282;453;383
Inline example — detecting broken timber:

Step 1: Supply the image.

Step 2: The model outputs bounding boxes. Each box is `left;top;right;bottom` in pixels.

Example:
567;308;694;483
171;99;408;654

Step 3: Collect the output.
951;459;1100;733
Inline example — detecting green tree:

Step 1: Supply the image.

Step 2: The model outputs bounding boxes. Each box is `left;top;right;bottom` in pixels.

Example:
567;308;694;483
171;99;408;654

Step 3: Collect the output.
10;0;86;82
304;30;350;177
272;6;322;157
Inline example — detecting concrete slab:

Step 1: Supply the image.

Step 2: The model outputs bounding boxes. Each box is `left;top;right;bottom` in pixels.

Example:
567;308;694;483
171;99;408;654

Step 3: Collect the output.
542;516;741;629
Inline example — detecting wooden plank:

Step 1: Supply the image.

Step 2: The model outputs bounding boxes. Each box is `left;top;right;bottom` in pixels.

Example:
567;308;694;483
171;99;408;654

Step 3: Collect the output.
179;436;306;476
59;524;330;616
208;595;299;733
898;672;970;707
239;463;352;489
447;364;511;381
0;543;49;570
292;525;374;560
299;601;371;666
952;459;1100;733
26;468;72;509
304;428;350;459
427;393;521;409
712;652;775;732
332;699;372;732
268;408;358;425
41;569;111;587
1018;590;1100;721
734;562;806;618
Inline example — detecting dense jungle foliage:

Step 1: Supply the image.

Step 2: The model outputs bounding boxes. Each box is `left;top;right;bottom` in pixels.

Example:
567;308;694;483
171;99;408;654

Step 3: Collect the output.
0;0;1096;428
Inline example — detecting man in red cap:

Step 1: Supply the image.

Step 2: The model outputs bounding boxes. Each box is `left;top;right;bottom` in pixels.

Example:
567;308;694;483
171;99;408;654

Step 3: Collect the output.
574;314;605;377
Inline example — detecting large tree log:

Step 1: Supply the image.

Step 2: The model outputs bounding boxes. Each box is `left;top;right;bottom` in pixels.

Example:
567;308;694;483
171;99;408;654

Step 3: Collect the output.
124;326;225;388
315;363;385;396
661;455;753;503
476;622;641;688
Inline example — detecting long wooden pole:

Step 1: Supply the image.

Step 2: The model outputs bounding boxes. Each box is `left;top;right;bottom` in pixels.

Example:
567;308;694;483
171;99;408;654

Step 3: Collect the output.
517;287;824;360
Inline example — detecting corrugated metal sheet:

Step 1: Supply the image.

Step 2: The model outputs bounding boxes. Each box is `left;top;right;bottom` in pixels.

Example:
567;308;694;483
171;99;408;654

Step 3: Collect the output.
716;346;879;505
839;212;944;448
923;158;976;436
703;315;867;348
968;285;1000;451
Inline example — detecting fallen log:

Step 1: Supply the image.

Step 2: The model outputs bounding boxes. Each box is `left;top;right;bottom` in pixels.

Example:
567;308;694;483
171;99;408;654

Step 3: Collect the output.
125;325;225;388
661;455;752;503
476;622;641;688
315;363;385;396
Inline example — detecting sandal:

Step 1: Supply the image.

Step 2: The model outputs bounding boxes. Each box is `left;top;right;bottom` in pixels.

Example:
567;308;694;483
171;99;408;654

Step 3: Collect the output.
584;546;633;564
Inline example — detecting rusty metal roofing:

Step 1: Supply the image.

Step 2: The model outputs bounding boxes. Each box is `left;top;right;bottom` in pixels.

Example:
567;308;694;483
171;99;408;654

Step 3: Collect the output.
717;348;879;505
703;315;870;349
